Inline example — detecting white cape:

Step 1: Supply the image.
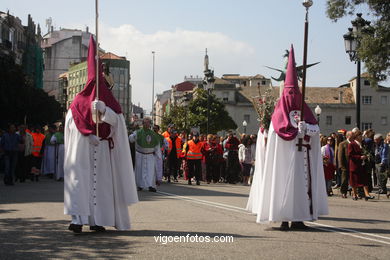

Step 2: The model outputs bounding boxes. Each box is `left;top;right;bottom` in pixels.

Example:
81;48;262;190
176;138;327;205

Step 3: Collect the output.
256;122;328;223
246;128;267;213
64;107;138;230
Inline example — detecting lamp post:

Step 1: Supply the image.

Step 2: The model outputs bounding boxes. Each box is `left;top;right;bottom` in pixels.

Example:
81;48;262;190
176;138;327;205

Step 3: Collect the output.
314;105;322;124
242;120;247;134
151;51;155;126
343;13;371;129
203;48;215;135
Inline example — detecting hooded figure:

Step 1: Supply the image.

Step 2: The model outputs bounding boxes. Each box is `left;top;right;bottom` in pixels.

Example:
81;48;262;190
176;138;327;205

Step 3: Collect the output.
256;45;328;230
64;36;138;233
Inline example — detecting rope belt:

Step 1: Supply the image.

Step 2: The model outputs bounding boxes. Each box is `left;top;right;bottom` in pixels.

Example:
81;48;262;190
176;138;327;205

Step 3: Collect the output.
136;150;155;155
101;137;114;149
296;143;313;215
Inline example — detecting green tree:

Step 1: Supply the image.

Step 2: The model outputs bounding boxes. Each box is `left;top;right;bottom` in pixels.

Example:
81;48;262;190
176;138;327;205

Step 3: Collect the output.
326;0;390;81
161;88;237;134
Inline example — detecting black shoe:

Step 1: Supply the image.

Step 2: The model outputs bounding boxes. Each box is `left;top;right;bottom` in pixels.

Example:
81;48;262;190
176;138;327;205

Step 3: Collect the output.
90;225;106;232
148;187;157;192
188;180;192;185
290;222;309;230
137;187;143;191
280;222;289;231
364;195;375;201
352;196;358;201
68;224;83;233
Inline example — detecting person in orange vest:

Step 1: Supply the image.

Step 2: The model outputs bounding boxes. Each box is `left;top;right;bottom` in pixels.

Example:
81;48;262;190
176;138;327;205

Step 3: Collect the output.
185;132;202;185
162;124;174;138
30;125;45;182
165;130;182;182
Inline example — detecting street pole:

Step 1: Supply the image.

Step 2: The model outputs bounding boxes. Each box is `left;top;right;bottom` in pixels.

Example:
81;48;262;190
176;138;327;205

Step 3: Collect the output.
207;88;210;135
152;51;155;126
356;59;361;129
298;0;312;152
95;0;99;137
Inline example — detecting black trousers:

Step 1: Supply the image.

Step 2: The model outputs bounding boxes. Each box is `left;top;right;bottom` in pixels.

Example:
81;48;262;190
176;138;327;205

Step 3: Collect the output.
205;160;220;182
340;169;349;195
226;151;240;183
187;159;201;181
167;157;179;179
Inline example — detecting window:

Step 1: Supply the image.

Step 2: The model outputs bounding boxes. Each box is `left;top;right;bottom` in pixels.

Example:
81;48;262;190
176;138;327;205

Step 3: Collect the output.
262;80;266;85
244;114;250;123
364;80;370;86
223;92;229;102
326;116;332;125
381;96;388;105
381;117;387;125
362;96;372;105
345;116;351;125
362;123;372;130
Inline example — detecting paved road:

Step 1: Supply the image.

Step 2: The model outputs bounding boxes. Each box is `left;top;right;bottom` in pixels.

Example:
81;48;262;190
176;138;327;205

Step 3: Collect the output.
1;177;390;259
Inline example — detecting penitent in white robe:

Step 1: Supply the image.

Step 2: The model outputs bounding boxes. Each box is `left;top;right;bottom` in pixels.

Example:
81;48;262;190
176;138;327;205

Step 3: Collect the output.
256;122;328;223
64;107;138;230
246;128;267;213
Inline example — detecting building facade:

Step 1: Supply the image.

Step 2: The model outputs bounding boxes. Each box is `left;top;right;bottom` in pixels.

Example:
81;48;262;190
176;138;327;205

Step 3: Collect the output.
0;11;43;89
42;28;92;99
64;52;132;123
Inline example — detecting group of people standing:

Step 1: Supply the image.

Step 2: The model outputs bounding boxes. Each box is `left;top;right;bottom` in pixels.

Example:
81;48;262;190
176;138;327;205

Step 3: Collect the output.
0;123;65;185
129;119;258;190
321;128;390;200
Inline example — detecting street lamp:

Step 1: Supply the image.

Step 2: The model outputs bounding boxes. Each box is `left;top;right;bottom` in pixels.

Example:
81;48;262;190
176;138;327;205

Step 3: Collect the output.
152;51;155;126
242;120;247;134
204;48;215;134
314;105;322;124
343;13;371;129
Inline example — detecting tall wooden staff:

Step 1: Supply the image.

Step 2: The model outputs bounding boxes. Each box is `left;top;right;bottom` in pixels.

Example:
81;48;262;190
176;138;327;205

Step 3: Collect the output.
95;0;100;137
297;0;313;152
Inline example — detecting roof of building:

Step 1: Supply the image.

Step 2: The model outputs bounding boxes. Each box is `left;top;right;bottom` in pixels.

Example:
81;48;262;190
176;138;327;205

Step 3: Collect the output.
132;104;144;114
222;74;267;80
173;81;195;92
240;85;356;105
100;52;126;60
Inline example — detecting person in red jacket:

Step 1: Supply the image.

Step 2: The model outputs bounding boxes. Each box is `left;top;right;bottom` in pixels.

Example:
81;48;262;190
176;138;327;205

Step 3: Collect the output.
201;134;223;184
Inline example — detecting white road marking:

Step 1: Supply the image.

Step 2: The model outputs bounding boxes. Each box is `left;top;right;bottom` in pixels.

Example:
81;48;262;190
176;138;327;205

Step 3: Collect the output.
157;191;251;214
156;190;390;245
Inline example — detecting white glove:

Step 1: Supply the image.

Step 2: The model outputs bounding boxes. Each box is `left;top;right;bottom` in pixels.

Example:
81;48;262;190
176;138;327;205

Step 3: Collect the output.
88;134;100;146
92;99;106;114
298;121;306;134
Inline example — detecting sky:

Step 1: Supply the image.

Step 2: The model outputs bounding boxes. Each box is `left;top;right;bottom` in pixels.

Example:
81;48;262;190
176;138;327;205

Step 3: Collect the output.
3;0;387;112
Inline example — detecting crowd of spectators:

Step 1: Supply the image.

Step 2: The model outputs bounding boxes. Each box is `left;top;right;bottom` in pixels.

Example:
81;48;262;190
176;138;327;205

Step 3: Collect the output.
320;128;390;200
0;123;64;185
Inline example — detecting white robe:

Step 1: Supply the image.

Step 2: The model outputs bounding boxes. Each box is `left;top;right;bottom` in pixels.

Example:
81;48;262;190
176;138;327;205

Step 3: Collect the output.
50;135;64;180
129;131;161;189
246;129;267;213
64;107;138;230
41;142;56;175
256;122;328;223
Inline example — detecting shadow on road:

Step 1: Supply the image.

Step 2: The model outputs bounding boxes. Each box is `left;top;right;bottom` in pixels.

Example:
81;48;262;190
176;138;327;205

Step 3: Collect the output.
0;217;139;259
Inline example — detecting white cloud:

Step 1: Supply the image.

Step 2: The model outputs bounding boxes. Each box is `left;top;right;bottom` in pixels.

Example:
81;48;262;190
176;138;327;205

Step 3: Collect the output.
99;23;255;112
